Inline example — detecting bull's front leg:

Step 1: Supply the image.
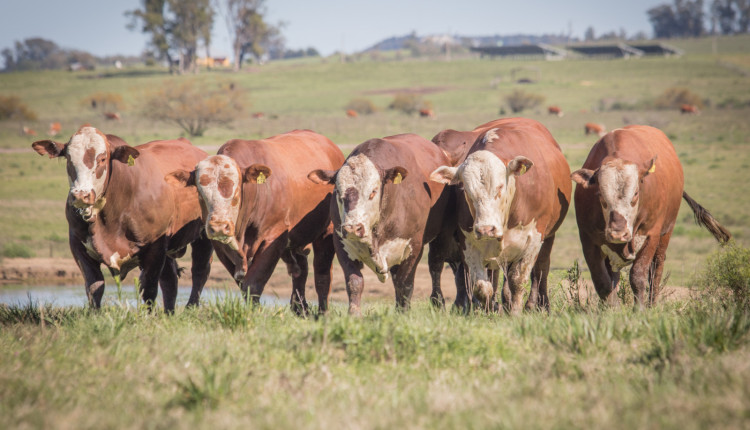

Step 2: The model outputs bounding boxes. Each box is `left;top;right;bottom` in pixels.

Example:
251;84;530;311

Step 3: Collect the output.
333;235;365;316
281;246;310;317
70;232;105;308
312;234;336;314
462;243;493;312
139;238;168;312
629;236;657;310
506;243;542;316
187;233;213;307
392;247;423;311
240;236;285;305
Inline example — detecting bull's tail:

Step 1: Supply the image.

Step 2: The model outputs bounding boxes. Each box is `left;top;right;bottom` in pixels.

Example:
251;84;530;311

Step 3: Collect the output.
682;191;731;243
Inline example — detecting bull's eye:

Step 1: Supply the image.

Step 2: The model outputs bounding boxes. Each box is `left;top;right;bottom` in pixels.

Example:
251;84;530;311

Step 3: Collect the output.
600;198;608;209
631;192;639;207
369;189;377;200
496;184;504;197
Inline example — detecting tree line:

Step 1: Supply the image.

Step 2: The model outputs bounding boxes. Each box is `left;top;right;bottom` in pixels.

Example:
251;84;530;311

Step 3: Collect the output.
649;0;750;38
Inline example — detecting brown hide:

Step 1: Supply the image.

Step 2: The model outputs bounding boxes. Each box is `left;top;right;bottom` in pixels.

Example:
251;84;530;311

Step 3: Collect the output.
213;130;345;285
431;118;510;167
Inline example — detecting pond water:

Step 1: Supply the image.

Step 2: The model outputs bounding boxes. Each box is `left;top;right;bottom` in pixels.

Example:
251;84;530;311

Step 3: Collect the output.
0;284;291;308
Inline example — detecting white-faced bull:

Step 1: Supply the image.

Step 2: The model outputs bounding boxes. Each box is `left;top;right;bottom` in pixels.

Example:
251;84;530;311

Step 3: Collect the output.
32;126;212;312
571;125;730;308
431;118;572;314
308;134;452;315
167;130;345;315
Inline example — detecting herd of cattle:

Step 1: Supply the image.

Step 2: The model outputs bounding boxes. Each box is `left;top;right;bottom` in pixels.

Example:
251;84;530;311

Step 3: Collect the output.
31;118;730;315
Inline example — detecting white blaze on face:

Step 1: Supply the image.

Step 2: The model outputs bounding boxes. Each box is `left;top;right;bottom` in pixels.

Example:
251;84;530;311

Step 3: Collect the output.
459;150;515;239
334;154;382;238
195;155;242;250
67;127;108;207
597;160;640;242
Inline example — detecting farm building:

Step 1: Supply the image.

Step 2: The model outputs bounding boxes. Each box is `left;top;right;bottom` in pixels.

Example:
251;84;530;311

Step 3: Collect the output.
629;43;684;57
470;44;567;60
566;43;645;59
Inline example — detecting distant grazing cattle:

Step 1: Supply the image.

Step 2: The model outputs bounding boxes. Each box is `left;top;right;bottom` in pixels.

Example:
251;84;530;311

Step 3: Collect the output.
252;112;265;119
32;126;212;311
680;104;700;115
431;118;571;314
571;125;730;307
168;130;345;315
308;134;451;315
22;126;37;136
48;122;62;137
104;112;121;121
419;108;435;118
585;122;606;137
548;106;563;117
346;109;358;118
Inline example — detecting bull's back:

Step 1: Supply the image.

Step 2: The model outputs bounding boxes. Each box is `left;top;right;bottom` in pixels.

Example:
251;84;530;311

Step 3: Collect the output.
137;138;208;175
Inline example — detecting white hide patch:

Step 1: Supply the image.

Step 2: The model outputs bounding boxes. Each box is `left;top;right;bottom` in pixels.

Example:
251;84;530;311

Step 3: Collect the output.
601;234;647;272
459;150;514;236
339;232;412;283
598;161;640;239
67;127;108;206
335;154;381;237
195;155;241;249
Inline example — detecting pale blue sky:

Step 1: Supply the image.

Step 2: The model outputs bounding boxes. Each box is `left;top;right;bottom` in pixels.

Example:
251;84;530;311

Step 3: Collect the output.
0;0;665;58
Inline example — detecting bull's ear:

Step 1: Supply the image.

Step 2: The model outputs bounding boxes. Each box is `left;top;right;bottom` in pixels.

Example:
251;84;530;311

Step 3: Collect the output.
508;156;533;176
165;169;195;187
384;166;408;184
571;168;598;189
244;164;271;184
430;166;460;185
307;169;337;185
31;140;66;158
112;146;140;164
641;156;657;179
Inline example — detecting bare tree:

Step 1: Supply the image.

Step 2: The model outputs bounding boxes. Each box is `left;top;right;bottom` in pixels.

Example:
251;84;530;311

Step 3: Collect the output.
216;0;284;71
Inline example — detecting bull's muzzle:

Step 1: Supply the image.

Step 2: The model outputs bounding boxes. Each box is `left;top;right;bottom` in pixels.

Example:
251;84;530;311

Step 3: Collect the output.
71;189;96;207
474;224;502;240
342;223;367;239
605;211;631;243
207;216;235;239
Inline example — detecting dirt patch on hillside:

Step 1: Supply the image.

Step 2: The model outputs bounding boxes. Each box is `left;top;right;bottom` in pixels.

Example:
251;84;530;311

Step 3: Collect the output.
361;86;452;96
0;257;692;306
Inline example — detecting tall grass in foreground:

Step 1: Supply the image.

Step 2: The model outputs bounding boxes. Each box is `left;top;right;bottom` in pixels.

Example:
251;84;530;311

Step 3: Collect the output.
1;292;749;429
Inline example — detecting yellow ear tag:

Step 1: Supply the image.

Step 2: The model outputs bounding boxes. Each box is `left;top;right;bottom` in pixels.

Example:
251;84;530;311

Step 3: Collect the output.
648;163;656;174
393;172;402;184
519;165;527;175
127;155;135;166
256;172;266;184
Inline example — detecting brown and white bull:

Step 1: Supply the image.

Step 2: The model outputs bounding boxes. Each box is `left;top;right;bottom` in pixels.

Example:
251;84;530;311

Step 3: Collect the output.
431;118;571;314
308;134;451;315
571;125;730;307
428;118;514;309
167;130;345;315
32;126;212;311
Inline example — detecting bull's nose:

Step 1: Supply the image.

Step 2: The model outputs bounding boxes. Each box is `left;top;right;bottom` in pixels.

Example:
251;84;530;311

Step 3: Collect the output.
343;223;366;238
606;230;631;243
207;217;234;238
474;225;501;240
71;190;96;206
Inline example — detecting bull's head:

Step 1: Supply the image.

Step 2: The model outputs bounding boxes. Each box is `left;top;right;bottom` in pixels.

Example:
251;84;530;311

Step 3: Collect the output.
32;126;138;221
431;149;532;241
308;153;407;241
571;156;656;244
166;154;270;252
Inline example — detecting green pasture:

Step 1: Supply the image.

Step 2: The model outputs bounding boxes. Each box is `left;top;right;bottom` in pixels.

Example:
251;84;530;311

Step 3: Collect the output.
1;290;749;429
1;35;749;285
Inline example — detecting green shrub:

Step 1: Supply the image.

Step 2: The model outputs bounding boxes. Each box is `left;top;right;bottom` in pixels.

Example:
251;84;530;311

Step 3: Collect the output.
504;89;544;113
2;242;35;258
653;87;704;109
388;93;431;115
691;242;750;309
0;95;38;121
345;98;378;115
